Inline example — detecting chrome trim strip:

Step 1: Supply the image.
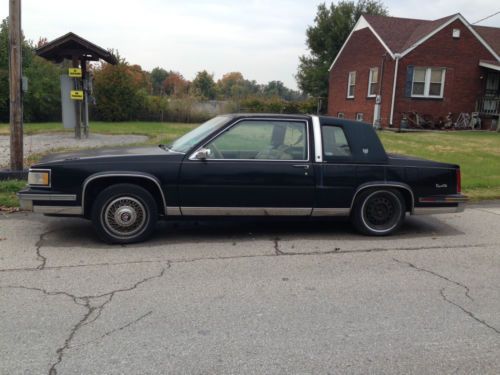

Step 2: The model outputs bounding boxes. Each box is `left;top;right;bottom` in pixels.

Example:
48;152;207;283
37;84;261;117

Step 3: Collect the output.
28;168;52;188
311;115;323;163
33;206;83;215
413;204;465;215
311;208;350;216
350;183;415;213
188;117;311;162
167;206;182;216
81;173;167;216
17;193;77;201
418;197;469;203
181;207;313;216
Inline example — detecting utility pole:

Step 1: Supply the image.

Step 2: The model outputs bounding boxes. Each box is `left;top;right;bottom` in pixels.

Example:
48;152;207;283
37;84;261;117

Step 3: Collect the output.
9;0;23;171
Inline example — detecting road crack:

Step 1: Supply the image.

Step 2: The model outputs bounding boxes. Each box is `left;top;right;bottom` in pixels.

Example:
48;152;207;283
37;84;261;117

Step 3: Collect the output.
35;230;55;270
393;258;499;336
392;258;473;301
1;266;168;375
274;237;284;255
439;288;500;335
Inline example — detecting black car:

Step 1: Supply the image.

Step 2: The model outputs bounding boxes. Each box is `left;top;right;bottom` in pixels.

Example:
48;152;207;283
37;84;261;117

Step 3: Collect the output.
18;114;467;243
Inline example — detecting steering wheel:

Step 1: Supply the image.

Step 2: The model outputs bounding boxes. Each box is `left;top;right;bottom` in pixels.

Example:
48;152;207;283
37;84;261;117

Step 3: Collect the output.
207;142;223;159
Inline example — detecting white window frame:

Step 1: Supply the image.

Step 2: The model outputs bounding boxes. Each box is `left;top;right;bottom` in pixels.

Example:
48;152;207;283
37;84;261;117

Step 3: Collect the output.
356;112;364;121
411;67;446;98
367;67;378;97
337;112;345;119
347;71;356;98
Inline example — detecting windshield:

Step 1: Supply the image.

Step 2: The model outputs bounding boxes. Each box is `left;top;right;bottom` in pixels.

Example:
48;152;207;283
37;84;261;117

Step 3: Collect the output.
168;115;231;153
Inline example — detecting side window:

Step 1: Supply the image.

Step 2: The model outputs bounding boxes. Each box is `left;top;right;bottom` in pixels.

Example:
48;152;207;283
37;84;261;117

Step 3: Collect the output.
205;120;307;160
322;126;352;159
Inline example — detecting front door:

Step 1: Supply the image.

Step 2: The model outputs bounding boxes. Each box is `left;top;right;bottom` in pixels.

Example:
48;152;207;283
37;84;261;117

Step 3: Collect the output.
179;118;315;215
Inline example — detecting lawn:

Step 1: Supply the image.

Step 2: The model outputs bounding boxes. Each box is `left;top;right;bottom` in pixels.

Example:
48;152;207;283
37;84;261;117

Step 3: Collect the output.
0;121;198;145
1;123;499;208
379;131;500;201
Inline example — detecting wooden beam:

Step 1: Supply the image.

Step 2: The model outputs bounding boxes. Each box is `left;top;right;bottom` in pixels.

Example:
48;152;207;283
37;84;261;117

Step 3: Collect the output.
9;0;23;171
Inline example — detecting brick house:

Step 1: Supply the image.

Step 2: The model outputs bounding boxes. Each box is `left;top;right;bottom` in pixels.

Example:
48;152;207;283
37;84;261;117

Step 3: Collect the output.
327;13;500;129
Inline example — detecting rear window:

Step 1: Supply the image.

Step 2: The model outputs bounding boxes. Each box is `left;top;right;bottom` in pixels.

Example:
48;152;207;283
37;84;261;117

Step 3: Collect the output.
322;126;352;159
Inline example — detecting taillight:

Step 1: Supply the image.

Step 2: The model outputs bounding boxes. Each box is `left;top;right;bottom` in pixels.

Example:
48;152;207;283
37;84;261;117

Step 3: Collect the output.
456;169;461;194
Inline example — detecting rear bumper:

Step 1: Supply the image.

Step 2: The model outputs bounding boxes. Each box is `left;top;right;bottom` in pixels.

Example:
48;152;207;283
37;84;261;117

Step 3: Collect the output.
17;190;83;216
413;194;468;215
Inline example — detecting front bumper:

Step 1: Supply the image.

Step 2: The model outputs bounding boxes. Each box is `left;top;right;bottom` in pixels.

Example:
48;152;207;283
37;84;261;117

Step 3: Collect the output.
412;194;468;215
17;190;83;216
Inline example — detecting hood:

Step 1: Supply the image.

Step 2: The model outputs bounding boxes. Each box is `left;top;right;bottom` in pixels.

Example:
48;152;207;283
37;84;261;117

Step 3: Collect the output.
39;146;182;164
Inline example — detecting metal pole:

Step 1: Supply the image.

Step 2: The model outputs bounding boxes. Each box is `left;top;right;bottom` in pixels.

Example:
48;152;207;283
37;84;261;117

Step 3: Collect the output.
9;0;23;171
72;56;81;139
81;59;89;138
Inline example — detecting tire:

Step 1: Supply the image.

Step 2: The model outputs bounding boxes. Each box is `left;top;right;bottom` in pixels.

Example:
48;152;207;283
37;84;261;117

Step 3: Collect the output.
351;189;405;236
91;183;158;244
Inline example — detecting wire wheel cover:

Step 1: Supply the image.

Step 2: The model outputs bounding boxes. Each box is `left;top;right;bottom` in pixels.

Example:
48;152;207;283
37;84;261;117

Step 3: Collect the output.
103;196;148;238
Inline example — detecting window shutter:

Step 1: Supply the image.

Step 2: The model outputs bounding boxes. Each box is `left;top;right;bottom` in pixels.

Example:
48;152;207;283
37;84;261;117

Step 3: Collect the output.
405;65;414;97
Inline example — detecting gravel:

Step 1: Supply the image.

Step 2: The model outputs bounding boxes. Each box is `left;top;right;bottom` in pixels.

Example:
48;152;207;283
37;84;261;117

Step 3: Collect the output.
0;133;149;167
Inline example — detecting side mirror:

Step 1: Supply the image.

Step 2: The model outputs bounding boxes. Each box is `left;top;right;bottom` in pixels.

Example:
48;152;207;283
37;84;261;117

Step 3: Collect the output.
194;148;211;160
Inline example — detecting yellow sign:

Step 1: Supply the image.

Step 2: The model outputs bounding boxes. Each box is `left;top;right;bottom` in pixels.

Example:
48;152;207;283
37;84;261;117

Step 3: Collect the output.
70;90;84;100
68;68;82;78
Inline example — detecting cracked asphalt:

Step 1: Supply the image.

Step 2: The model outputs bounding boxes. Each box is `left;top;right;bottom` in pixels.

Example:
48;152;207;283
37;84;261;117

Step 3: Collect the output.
1;202;500;374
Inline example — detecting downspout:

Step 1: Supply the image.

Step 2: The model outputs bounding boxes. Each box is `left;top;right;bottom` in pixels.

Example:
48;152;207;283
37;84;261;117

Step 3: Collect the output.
389;53;401;127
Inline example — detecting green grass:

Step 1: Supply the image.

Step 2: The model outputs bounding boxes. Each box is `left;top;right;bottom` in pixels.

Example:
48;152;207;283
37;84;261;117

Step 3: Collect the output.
0;121;198;145
0;180;26;209
379;131;500;201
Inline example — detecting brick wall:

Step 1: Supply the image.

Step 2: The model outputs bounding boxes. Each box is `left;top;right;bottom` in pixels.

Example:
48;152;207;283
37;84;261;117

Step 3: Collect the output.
393;19;496;127
328;19;497;128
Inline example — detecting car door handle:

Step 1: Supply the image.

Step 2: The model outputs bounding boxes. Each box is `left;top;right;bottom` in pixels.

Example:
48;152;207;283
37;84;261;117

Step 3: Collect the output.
292;164;310;170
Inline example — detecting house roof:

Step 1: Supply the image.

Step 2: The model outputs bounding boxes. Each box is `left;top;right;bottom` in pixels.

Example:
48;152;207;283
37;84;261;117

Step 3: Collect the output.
330;13;500;70
473;25;500;56
36;32;118;65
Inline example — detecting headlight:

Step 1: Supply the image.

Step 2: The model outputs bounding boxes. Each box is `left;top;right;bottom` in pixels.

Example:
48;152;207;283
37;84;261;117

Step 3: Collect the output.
28;169;51;187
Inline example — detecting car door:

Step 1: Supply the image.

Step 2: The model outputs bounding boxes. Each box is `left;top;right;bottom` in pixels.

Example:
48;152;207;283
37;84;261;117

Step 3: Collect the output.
178;118;315;215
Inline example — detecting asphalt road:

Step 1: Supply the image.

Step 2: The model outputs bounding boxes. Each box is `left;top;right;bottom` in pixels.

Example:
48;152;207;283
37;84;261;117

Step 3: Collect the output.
1;202;499;374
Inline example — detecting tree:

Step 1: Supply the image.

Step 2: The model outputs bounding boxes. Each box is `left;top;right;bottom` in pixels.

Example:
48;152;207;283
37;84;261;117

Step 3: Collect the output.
93;61;149;121
191;70;216;100
217;72;245;98
150;67;169;95
296;1;387;99
162;71;189;97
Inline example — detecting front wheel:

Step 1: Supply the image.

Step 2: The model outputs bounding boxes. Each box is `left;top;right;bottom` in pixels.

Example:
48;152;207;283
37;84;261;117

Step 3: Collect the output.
91;184;158;244
352;189;405;236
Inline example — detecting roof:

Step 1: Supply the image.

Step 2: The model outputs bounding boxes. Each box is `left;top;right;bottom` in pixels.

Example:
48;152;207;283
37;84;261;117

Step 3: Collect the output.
362;14;457;53
330;13;500;70
36;32;118;64
473;25;500;56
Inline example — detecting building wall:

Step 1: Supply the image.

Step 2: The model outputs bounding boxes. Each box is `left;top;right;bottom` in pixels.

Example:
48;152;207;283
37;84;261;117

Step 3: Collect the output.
328;18;497;128
393;19;497;127
328;27;395;125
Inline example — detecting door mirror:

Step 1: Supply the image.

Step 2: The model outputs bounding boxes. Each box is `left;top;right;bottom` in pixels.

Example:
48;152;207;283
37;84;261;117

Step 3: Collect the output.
194;148;211;160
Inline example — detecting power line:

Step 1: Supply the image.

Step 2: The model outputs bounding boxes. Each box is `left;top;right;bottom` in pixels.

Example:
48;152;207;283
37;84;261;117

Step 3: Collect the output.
472;11;500;25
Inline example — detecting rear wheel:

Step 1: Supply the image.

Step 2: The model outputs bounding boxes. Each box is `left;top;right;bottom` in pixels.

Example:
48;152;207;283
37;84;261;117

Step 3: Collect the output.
352;189;405;236
91;183;158;244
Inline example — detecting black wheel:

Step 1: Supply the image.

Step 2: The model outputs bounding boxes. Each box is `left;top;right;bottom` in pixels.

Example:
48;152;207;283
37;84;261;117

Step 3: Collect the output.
91;183;158;244
352;189;405;236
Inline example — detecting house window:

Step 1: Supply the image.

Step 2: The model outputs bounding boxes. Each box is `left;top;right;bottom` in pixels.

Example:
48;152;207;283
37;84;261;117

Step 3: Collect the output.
356;112;364;121
347;71;356;98
412;67;445;98
337;112;345;118
368;67;378;97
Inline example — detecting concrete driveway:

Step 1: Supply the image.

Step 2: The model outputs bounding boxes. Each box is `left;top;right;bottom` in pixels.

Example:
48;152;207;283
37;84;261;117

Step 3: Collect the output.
1;202;499;374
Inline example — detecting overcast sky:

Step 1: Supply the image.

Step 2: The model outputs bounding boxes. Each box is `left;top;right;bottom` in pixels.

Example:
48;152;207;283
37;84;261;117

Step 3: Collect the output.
1;0;499;89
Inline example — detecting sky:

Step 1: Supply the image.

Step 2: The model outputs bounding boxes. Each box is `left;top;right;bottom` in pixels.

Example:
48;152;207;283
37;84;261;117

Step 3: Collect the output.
1;0;499;90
